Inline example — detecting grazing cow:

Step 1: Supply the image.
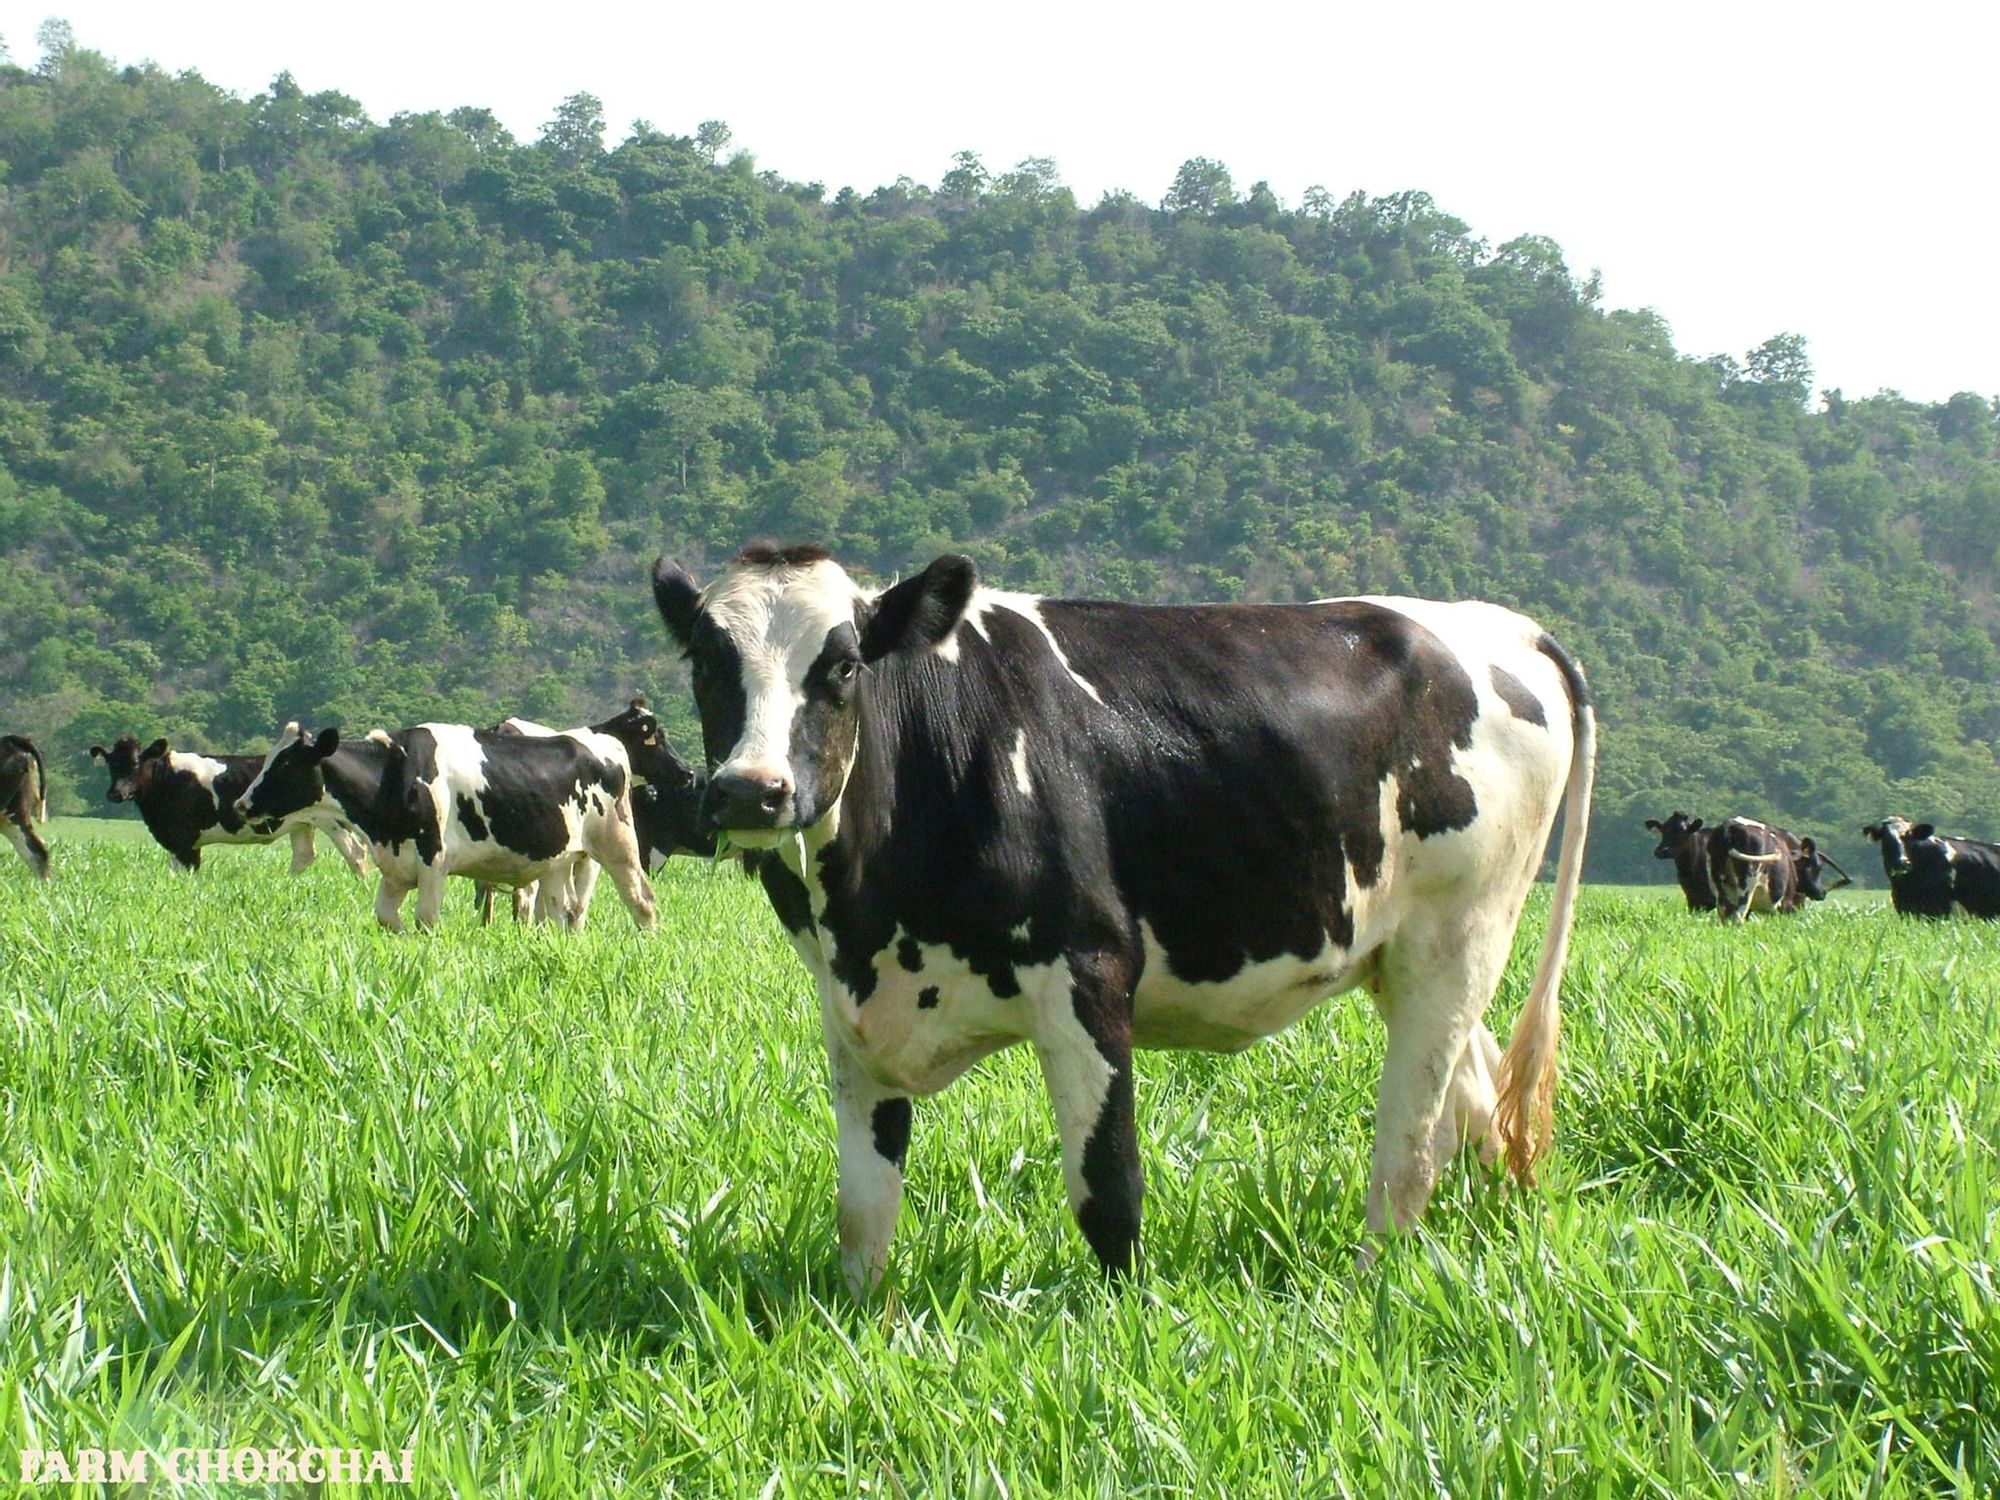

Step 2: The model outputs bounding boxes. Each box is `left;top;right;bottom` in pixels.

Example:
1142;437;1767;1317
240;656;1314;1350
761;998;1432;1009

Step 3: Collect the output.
2;734;51;878
87;735;368;875
1863;818;2000;918
235;723;656;933
633;776;715;871
474;701;708;925
1706;816;1835;920
1645;812;1717;911
652;544;1595;1289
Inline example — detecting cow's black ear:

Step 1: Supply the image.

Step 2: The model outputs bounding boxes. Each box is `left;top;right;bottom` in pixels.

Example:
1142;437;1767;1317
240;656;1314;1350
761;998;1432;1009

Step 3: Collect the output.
1911;823;1936;840
1862;823;1881;840
1687;818;1703;831
310;727;341;761
1644;819;1662;833
862;554;977;663
1801;836;1816;855
88;744;106;761
142;738;169;761
652;557;703;648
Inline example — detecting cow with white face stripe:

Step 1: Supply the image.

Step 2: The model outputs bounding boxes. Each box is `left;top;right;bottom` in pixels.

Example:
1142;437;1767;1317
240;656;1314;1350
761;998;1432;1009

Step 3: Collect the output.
654;543;1595;1290
87;734;368;875
235;722;656;933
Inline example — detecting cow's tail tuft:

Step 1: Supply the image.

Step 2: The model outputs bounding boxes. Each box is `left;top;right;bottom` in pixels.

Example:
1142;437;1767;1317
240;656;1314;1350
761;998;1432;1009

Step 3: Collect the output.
1494;633;1595;1186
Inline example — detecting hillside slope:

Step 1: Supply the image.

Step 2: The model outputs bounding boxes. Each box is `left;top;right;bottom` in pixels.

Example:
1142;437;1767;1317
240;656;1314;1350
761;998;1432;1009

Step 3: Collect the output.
3;46;1997;876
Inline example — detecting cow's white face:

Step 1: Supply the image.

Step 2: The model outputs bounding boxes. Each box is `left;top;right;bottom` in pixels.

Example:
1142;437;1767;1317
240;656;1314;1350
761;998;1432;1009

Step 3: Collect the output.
653;545;977;846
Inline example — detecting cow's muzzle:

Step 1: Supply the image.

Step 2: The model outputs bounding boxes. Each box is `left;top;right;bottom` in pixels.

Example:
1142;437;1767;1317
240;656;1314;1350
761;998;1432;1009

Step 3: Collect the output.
704;771;793;832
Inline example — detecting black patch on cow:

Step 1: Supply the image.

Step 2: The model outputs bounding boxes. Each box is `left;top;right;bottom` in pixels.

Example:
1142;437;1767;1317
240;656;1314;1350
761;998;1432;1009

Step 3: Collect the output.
786;623;864;828
1490;665;1546;726
916;985;941;1009
456;795;490;843
1069;951;1142;1277
869;1098;912;1168
471;730;621;863
685;617;749;777
759;853;816;935
633;779;715;869
896;936;924;972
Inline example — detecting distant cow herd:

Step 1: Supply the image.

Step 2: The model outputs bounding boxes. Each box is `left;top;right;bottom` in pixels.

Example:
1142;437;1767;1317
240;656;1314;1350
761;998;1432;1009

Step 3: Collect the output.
4;547;1998;1288
1646;809;2000;920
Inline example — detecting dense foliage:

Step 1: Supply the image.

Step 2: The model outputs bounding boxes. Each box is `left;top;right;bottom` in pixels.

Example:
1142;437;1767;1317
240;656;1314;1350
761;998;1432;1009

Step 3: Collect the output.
2;39;1997;875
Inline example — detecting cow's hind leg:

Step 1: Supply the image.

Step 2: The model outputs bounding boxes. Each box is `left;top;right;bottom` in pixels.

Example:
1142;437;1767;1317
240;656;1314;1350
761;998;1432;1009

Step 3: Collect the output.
567;856;602;929
1033;949;1143;1278
1366;911;1518;1247
826;1036;911;1296
287;825;317;874
586;812;656;932
412;861;448;930
5;813;50;879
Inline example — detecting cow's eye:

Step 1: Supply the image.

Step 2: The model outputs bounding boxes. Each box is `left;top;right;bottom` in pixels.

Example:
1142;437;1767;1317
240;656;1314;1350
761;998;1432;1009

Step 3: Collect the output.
835;660;859;683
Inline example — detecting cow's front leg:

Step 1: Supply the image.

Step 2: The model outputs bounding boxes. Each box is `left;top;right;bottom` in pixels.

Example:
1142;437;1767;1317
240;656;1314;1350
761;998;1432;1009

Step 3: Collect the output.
287;825;317;874
827;1039;910;1296
374;873;411;932
1034;951;1143;1278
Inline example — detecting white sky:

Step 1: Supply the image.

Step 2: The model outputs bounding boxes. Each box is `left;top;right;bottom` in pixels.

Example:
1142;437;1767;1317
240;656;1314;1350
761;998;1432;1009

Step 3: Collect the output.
7;0;1996;402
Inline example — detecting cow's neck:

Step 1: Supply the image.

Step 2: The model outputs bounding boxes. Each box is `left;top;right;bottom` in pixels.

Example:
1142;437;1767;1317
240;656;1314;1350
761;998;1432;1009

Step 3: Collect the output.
321;744;392;825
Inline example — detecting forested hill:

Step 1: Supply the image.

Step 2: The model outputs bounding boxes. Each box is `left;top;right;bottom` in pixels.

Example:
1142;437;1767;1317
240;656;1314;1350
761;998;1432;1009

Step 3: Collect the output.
3;44;1998;878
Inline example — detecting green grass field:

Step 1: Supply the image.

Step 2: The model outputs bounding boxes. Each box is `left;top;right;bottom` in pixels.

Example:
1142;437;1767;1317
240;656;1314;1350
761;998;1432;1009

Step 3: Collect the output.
1;839;1993;1496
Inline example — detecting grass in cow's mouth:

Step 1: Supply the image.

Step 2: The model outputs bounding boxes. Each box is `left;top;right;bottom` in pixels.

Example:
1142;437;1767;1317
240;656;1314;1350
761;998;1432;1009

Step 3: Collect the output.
2;848;1994;1495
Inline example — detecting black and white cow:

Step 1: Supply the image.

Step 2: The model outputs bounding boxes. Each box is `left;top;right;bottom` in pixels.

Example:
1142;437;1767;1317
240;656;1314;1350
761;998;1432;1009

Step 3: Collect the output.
235;723;656;932
1706;816;1832;920
1645;812;1717;911
2;734;50;878
475;700;709;925
652;544;1595;1289
87;735;368;875
1863;817;2000;918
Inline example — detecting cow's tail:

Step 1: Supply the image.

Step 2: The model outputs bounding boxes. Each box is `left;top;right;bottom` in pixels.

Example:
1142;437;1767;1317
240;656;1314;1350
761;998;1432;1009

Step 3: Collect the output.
5;736;46;822
1494;633;1595;1187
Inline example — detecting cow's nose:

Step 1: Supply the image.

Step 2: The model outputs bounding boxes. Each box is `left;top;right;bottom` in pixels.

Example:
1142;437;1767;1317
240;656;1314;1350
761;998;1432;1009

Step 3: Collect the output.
706;771;792;829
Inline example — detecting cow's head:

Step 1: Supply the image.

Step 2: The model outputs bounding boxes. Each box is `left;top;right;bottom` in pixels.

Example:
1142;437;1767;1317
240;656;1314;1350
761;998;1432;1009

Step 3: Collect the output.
237;723;339;823
1793;835;1839;901
1644;811;1702;859
591;697;696;790
651;544;976;843
1863;817;1923;877
89;736;167;803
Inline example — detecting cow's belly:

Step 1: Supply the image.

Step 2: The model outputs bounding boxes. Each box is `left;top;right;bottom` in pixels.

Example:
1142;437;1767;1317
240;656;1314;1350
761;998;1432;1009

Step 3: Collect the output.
814;942;1045;1097
196;824;272;848
1132;923;1378;1051
448;843;567;885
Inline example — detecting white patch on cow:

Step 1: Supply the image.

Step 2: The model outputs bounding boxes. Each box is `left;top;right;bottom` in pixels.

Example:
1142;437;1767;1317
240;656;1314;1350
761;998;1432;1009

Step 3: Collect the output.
819;927;1041;1097
170;751;227;792
704;559;862;796
1009;730;1033;796
1131;919;1373;1050
951;590;1104;703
